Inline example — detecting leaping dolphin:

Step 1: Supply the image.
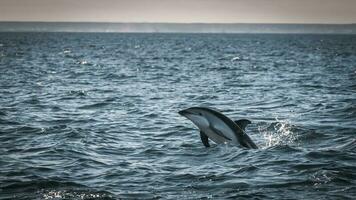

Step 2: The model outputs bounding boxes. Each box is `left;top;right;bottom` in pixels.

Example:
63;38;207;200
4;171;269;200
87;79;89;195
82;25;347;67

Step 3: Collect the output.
178;107;258;149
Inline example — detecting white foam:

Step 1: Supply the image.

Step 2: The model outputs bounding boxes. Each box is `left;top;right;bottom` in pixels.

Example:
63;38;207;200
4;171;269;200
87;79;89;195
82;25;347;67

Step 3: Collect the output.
259;117;297;148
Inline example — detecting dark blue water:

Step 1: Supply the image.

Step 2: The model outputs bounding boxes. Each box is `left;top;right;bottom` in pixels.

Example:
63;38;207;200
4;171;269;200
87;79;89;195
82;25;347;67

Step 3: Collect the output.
0;33;355;199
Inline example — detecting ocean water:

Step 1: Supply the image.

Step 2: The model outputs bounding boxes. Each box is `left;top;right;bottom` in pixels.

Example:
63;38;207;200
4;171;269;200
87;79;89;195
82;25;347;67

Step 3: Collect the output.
0;32;355;199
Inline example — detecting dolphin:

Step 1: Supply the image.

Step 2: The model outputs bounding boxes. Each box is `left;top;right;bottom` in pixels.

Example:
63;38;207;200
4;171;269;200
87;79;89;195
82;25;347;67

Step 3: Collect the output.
178;107;258;149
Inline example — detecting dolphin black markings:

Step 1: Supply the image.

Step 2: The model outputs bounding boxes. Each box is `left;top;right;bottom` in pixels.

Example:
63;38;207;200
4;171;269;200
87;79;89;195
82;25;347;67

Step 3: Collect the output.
178;107;258;149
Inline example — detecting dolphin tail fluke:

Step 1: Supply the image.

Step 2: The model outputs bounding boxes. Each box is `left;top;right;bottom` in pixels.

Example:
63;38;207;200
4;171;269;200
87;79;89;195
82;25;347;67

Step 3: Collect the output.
242;134;258;149
234;119;258;149
200;131;210;147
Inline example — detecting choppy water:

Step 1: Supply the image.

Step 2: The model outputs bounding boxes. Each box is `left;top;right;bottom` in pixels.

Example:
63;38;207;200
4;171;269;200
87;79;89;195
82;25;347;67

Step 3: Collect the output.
0;33;355;199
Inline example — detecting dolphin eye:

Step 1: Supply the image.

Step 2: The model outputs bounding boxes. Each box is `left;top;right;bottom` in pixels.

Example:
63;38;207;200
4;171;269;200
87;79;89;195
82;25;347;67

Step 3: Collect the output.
198;113;202;116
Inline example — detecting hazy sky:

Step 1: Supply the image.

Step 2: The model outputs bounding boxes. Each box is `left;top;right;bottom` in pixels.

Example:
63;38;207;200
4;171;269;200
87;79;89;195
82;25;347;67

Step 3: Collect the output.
1;0;356;24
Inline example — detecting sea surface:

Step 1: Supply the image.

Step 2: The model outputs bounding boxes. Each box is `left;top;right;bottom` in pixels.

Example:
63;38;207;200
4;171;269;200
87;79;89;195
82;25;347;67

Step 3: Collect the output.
0;33;355;199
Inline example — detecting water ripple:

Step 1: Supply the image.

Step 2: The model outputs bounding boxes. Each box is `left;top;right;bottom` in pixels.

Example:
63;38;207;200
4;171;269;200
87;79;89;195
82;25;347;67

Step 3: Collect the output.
0;33;355;199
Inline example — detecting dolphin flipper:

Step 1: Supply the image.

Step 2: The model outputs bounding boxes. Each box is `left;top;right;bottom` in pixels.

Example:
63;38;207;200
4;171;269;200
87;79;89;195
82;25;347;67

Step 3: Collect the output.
234;119;251;130
200;131;210;147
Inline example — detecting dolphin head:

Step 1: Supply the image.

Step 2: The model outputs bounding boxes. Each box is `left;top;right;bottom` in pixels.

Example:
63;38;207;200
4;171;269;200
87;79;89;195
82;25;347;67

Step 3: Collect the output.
178;107;211;130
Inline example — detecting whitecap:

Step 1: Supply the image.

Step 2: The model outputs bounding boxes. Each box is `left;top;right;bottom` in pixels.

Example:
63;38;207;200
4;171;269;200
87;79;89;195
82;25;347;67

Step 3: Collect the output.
231;56;241;61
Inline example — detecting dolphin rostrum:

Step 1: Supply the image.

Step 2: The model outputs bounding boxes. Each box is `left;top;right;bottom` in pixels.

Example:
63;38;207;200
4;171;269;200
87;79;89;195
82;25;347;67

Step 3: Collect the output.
178;107;258;149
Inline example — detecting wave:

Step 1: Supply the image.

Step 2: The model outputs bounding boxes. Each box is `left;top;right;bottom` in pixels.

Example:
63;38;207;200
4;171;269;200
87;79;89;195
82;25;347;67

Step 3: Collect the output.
1;179;115;200
78;101;112;110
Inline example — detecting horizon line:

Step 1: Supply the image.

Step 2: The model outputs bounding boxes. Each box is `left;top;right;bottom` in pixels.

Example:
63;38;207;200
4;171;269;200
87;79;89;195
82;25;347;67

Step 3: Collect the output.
1;21;356;25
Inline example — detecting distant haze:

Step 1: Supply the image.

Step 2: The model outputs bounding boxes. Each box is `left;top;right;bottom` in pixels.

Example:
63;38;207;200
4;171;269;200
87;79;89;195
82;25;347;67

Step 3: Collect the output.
1;0;356;24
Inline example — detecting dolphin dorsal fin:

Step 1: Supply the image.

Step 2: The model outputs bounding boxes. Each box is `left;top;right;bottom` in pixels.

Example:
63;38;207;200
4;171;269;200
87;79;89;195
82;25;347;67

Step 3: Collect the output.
234;119;251;131
200;131;210;147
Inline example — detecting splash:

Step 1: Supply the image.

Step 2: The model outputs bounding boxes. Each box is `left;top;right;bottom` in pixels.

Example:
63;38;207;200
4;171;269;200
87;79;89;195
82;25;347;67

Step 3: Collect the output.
258;117;298;148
